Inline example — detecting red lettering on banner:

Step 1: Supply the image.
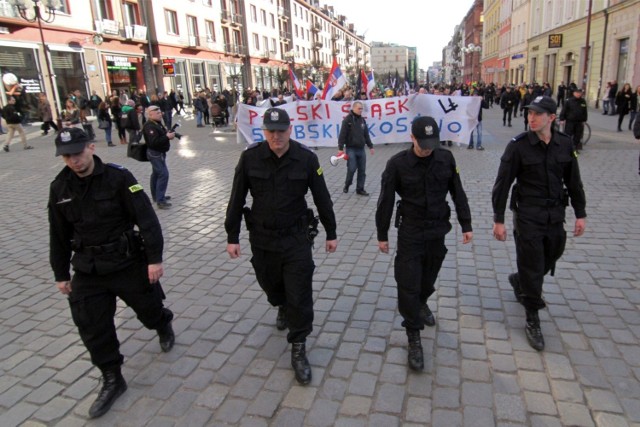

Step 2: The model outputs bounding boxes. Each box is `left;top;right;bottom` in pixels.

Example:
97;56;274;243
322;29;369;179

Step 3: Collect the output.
398;98;409;113
311;104;324;120
296;105;309;121
249;109;259;125
385;101;396;115
341;104;351;114
370;103;382;119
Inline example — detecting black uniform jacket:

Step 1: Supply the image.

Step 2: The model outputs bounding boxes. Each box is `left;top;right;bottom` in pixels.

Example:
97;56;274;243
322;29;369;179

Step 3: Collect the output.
492;131;586;228
560;97;588;122
225;140;337;249
49;156;163;281
376;147;472;242
143;119;170;153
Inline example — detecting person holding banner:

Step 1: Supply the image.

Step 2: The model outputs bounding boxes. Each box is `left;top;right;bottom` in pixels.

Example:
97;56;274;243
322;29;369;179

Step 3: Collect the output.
338;101;375;195
492;95;586;352
225;108;338;385
376;116;473;371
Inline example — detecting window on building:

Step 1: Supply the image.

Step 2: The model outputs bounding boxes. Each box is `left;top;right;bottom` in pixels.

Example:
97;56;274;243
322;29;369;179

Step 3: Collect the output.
260;9;267;26
270;13;275;28
271;38;277;52
165;9;178;35
92;0;112;20
205;20;215;42
123;2;139;26
54;0;70;14
202;0;212;5
250;5;257;22
294;25;298;37
263;36;268;52
187;15;199;42
253;33;260;50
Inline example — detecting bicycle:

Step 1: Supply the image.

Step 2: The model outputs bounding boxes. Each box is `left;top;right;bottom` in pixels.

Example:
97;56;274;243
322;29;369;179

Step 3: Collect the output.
556;121;591;145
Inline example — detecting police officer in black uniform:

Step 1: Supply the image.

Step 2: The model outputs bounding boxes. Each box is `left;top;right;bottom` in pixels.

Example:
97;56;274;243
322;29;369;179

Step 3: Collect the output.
559;87;588;150
492;96;586;351
376;116;473;371
225;108;337;385
48;128;175;418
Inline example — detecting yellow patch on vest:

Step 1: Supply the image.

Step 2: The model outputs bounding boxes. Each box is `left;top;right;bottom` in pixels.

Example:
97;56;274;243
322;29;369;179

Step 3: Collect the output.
573;150;578;158
317;167;323;176
456;166;460;174
129;184;144;193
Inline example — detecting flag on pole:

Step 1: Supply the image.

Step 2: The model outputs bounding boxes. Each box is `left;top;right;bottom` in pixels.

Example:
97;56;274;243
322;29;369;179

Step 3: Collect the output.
289;64;303;98
305;79;319;98
321;57;348;100
361;69;376;99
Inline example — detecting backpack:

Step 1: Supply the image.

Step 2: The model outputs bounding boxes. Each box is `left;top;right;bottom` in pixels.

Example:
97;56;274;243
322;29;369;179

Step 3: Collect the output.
120;111;129;128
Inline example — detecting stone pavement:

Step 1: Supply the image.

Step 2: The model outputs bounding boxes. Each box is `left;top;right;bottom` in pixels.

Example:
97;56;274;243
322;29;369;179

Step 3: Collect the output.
1;104;639;427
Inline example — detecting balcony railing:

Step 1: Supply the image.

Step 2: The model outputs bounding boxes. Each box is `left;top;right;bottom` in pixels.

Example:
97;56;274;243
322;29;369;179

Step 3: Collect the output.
95;19;120;35
224;43;246;56
279;30;290;40
231;13;243;25
125;25;148;41
187;35;199;47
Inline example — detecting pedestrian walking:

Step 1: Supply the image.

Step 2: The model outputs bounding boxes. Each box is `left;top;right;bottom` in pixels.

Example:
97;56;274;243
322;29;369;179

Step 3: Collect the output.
142;105;177;209
376;116;473;371
500;86;518;127
48;127;174;418
38;93;58;135
492;95;586;351
2;96;32;151
615;83;633;132
559;88;588;150
338;101;375;195
97;101;114;146
224;108;338;385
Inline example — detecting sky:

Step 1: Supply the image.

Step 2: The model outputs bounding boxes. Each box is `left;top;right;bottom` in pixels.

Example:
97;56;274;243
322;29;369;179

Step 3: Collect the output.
321;0;475;69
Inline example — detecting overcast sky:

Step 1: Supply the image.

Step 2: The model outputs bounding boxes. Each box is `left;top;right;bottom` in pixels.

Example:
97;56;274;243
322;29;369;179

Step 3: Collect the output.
321;0;475;69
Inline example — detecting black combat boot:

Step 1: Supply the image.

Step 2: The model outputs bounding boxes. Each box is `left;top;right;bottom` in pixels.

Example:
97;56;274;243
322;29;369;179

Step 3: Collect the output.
406;329;424;371
89;367;127;418
508;273;523;303
420;304;436;327
157;309;175;352
525;309;545;351
291;342;311;385
276;306;288;331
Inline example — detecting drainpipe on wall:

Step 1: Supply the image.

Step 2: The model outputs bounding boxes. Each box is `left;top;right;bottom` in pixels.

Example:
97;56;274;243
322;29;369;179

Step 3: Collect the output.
595;8;609;109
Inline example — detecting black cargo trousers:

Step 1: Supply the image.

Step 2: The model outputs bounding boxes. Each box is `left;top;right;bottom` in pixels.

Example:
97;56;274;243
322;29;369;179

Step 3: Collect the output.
394;223;448;331
68;258;172;371
250;230;315;344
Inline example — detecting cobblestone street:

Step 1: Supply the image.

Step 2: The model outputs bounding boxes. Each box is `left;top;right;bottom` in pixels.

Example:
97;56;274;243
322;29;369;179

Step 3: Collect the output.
1;105;639;426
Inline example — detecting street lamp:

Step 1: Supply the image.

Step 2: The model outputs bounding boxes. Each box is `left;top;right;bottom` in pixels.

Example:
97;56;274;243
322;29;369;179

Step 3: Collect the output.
10;0;62;128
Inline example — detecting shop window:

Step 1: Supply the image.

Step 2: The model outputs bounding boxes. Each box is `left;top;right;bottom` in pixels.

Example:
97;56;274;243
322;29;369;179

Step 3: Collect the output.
165;9;178;35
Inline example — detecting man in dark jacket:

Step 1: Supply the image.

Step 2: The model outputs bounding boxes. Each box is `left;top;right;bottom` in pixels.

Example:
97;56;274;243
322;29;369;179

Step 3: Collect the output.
2;96;32;151
560;88;588;150
143;105;176;209
376;116;473;371
500;86;518;127
48;127;174;418
492;96;586;351
521;86;536;131
338;101;375;195
225;108;337;385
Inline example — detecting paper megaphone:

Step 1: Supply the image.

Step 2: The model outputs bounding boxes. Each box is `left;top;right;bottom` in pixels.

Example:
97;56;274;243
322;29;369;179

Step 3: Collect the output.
330;152;349;166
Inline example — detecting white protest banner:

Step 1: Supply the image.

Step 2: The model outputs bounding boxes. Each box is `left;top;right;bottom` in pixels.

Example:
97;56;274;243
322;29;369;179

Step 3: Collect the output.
237;94;481;147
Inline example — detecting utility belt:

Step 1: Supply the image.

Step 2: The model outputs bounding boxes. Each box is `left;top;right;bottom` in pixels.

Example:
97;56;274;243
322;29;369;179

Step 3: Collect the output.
510;184;568;210
243;207;318;242
72;230;143;256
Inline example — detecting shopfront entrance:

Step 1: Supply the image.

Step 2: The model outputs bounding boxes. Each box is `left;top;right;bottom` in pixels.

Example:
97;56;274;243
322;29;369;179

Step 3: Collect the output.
103;54;144;99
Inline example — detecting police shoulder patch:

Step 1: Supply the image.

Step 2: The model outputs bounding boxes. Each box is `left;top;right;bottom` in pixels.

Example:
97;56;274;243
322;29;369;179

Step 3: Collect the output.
455;166;460;174
106;162;127;170
572;150;579;158
317;167;323;176
510;132;528;143
129;184;144;193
